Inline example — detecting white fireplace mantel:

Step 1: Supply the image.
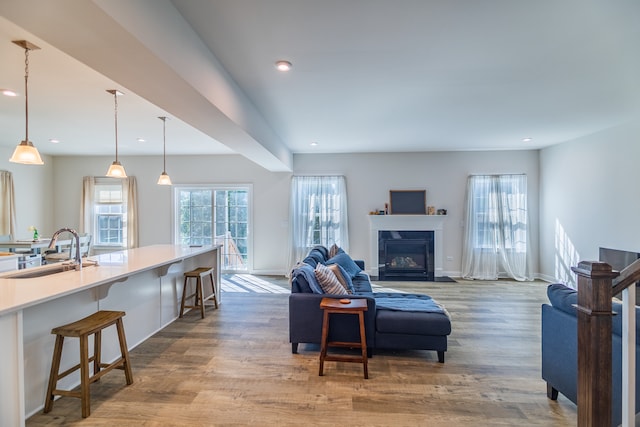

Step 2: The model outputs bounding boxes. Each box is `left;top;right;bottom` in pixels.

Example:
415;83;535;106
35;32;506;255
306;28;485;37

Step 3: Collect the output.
368;214;446;278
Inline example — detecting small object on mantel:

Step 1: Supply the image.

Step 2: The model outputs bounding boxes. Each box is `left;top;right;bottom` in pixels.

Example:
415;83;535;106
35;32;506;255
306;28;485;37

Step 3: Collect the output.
339;299;351;304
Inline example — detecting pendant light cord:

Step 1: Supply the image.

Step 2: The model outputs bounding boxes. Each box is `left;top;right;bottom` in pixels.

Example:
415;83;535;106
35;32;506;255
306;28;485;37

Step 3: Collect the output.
24;47;29;142
162;118;167;172
113;91;119;162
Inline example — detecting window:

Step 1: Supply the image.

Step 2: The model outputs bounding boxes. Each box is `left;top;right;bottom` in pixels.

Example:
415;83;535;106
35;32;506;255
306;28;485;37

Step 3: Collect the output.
174;185;251;272
94;179;127;247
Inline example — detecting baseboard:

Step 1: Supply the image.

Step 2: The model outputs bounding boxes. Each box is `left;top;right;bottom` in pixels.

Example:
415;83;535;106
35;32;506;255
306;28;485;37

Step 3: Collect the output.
244;269;288;276
536;273;558;283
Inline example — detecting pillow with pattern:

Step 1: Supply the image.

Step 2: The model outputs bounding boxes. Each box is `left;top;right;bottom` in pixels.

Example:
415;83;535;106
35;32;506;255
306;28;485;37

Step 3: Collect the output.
327;263;354;294
328;243;341;258
315;263;348;295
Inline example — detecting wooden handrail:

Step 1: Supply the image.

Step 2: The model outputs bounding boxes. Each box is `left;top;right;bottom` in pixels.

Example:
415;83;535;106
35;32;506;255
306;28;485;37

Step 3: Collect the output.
612;258;640;296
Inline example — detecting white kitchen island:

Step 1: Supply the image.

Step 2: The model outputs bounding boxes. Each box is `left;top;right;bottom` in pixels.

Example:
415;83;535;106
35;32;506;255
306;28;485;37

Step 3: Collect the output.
0;244;221;426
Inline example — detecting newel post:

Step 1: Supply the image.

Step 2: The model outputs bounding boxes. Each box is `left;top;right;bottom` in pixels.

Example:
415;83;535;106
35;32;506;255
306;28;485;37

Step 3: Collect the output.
572;261;619;426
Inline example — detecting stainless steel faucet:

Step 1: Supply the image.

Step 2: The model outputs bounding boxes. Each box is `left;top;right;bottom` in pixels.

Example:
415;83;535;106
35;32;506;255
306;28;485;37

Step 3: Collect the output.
48;228;82;271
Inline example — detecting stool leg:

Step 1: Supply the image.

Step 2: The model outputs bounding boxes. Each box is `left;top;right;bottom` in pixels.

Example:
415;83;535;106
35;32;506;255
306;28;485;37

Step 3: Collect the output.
179;276;188;318
197;277;205;319
319;310;330;376
79;334;91;418
116;318;134;384
358;311;368;379
209;272;218;308
44;335;64;413
94;330;102;378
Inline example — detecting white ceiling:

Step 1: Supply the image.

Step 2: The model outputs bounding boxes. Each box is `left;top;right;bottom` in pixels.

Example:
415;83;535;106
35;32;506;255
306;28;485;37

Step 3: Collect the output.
1;0;639;171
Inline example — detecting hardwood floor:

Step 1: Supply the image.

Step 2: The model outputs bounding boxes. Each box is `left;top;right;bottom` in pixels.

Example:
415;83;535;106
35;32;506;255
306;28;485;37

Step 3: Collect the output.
27;277;577;426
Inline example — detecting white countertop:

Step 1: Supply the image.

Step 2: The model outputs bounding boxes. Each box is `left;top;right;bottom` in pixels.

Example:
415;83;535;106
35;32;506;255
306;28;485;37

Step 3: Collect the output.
0;244;218;316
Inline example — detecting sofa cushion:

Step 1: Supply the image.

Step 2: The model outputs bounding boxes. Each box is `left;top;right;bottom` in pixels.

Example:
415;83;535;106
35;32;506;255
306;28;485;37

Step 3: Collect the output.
326;252;362;278
327;263;354;294
351;272;373;295
547;283;578;316
315;263;348;295
375;293;451;336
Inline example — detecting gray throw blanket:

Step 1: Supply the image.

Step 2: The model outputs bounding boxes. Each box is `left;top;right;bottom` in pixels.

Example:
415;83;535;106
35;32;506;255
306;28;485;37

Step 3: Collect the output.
375;296;447;314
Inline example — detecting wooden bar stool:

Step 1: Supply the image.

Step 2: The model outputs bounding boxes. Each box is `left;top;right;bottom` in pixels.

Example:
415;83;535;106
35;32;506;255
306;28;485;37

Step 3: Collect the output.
319;297;369;379
44;310;134;418
180;267;218;319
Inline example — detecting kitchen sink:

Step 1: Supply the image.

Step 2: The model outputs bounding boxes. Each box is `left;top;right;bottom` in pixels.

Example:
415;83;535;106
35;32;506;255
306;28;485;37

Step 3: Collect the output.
6;262;98;279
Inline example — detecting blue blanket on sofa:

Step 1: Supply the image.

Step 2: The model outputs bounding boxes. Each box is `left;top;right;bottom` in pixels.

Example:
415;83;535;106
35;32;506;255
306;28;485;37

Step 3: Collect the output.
375;295;447;314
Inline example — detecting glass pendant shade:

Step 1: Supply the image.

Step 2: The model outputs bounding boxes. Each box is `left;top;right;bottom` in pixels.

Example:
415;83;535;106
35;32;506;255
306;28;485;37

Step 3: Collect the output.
106;161;127;178
10;140;43;165
157;172;172;185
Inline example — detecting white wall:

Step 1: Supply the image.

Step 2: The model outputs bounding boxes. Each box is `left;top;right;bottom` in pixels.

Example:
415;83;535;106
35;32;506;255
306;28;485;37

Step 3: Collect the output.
0;146;54;239
6;149;540;276
51;154;291;274
539;121;640;286
294;151;540;276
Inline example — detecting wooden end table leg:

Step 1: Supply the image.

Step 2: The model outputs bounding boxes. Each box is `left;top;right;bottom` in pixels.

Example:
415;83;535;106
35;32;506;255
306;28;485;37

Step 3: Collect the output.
319;310;330;376
358;311;368;379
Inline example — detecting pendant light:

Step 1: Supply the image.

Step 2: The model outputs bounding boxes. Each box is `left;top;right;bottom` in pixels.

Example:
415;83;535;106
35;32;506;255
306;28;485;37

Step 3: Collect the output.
9;40;44;165
105;89;127;178
157;116;172;185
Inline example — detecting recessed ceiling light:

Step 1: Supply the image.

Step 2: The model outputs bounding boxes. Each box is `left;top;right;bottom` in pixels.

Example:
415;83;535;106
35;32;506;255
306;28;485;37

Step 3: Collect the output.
522;137;533;142
310;141;318;146
1;89;18;97
49;138;60;144
275;60;292;72
137;138;146;143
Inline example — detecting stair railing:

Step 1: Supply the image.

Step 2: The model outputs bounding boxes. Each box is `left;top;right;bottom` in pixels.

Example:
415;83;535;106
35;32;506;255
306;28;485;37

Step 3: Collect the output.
572;258;640;426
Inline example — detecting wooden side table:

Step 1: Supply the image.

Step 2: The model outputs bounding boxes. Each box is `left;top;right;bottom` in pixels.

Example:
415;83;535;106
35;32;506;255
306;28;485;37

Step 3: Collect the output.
318;297;369;379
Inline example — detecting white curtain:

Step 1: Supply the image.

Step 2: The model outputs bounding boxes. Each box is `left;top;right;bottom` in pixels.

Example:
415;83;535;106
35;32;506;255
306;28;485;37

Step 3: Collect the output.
0;171;16;238
124;176;139;248
288;176;349;270
461;174;532;281
79;176;95;236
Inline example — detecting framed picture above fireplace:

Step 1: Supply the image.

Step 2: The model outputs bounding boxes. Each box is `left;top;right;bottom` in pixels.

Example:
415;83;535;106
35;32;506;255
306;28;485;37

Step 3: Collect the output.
389;190;426;215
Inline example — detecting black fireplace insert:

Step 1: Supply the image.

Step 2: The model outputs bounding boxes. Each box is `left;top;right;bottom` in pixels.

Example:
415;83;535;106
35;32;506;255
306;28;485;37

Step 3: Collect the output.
378;230;434;281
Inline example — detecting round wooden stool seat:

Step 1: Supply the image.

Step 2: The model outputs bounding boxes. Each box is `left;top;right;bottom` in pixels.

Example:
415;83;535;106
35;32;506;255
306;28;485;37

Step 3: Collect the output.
44;310;134;418
180;267;218;319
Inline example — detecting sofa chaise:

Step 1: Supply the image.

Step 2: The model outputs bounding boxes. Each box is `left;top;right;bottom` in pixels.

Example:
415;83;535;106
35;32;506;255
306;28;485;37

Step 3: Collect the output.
289;246;452;362
542;283;640;426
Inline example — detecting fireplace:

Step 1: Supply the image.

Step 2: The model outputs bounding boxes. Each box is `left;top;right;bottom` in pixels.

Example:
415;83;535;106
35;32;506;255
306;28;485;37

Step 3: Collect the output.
368;214;445;279
378;231;434;281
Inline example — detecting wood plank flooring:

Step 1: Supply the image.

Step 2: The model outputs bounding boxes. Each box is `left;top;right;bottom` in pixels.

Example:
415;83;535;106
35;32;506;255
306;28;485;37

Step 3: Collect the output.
26;277;577;426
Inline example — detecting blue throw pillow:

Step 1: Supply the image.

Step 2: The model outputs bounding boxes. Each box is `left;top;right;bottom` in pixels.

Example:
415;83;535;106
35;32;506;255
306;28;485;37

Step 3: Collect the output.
326;252;362;279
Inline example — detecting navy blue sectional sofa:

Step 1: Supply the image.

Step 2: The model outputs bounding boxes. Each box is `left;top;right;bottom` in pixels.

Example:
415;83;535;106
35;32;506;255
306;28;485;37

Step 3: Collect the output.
542;283;640;426
289;246;451;362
